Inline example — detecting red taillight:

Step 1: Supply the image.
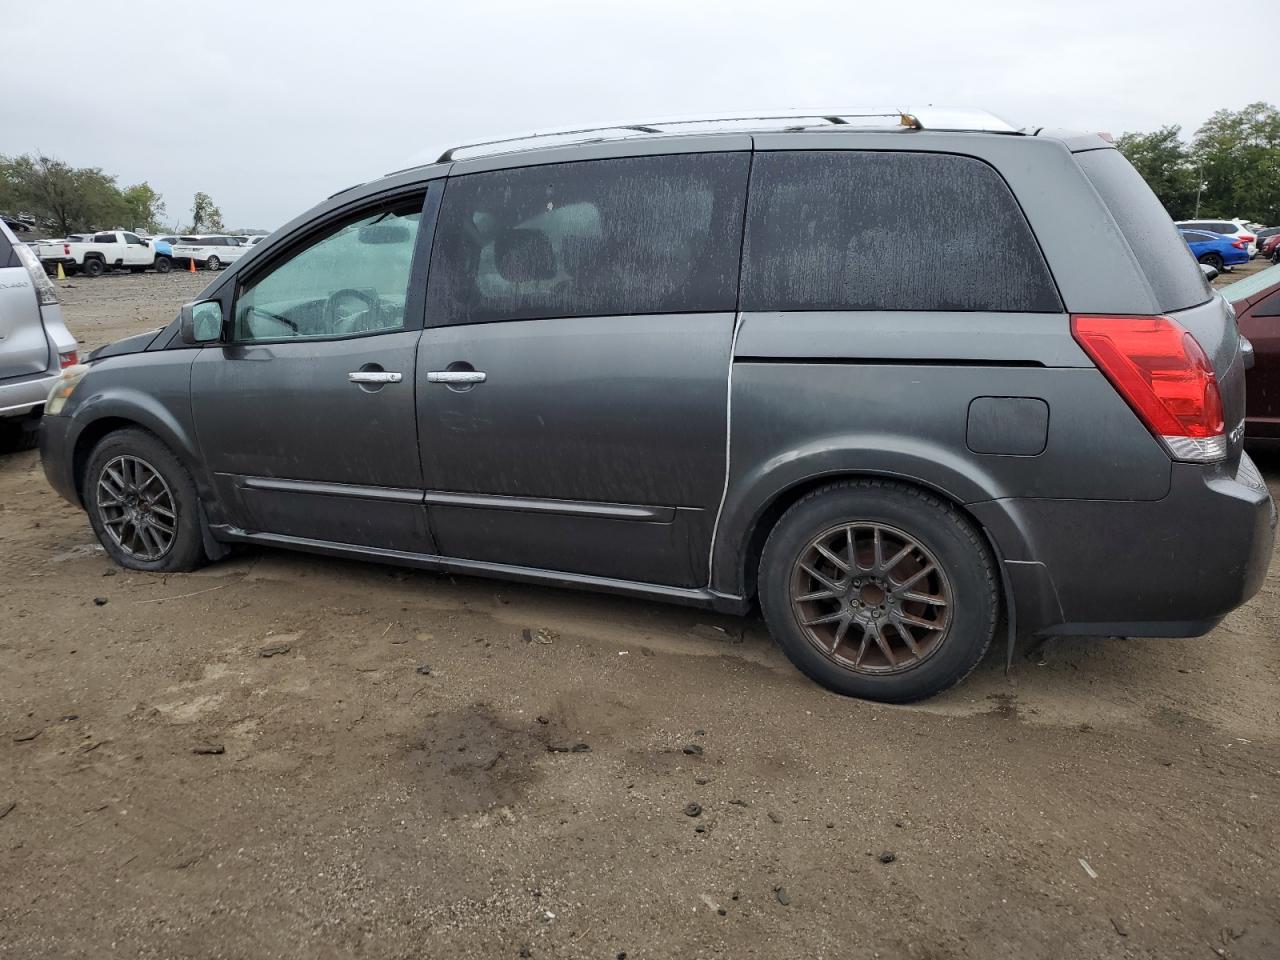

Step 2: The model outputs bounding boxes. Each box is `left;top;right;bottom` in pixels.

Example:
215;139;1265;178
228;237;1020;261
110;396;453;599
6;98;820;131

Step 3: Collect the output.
1071;315;1225;461
1239;234;1254;243
1232;239;1246;249
63;243;70;256
59;350;78;369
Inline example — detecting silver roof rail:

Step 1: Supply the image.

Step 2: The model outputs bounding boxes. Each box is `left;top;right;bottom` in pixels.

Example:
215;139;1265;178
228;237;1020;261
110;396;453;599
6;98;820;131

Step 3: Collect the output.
432;107;1019;164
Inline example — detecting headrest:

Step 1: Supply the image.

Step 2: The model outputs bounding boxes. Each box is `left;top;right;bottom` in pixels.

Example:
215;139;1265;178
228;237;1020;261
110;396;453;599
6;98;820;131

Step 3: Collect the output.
495;228;555;283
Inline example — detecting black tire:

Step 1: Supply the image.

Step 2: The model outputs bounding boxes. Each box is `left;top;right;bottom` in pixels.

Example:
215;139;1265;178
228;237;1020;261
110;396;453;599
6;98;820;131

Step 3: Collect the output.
758;480;998;703
1199;252;1224;272
0;418;40;453
81;257;105;278
205;255;221;271
83;428;206;572
154;256;172;274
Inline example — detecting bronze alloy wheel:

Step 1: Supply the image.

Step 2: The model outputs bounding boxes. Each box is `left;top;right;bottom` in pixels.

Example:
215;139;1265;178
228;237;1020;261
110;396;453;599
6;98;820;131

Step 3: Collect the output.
96;454;178;562
789;521;952;675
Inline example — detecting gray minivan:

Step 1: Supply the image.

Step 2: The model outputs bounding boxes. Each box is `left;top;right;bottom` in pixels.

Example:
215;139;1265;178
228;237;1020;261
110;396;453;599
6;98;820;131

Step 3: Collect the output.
39;109;1276;702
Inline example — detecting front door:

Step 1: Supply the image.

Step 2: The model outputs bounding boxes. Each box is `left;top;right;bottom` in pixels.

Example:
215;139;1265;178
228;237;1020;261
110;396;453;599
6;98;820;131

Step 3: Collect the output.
417;150;751;587
191;194;433;552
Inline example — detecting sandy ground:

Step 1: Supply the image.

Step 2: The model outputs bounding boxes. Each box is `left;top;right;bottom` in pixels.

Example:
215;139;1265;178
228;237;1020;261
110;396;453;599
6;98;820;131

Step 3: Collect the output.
2;266;1279;959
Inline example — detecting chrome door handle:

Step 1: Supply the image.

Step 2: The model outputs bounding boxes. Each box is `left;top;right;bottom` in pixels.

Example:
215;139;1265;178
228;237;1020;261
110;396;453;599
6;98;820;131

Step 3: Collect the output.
348;371;402;384
427;371;486;385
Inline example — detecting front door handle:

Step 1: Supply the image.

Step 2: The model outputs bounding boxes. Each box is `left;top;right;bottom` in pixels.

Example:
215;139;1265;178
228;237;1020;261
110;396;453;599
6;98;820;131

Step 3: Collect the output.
426;371;487;385
348;371;403;384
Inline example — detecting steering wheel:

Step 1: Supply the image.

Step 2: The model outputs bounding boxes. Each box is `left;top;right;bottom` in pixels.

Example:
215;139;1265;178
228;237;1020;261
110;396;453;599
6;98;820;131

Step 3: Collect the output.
324;288;380;335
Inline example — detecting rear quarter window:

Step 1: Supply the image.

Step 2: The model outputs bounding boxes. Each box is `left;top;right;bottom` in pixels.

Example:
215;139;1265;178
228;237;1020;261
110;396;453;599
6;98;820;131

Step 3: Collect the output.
741;151;1061;313
1078;149;1211;313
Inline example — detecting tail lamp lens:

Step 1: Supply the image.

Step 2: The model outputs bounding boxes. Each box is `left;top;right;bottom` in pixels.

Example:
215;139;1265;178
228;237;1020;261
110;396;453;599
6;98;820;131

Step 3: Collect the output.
1071;315;1226;462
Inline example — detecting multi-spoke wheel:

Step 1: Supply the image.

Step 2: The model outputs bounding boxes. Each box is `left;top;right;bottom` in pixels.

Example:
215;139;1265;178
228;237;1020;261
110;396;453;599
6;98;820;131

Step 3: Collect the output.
759;480;998;703
96;455;178;561
791;522;951;675
83;428;207;572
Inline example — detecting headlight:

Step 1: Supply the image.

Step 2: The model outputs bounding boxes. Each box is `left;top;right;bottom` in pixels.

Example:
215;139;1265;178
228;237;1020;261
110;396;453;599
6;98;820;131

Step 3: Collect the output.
45;364;89;416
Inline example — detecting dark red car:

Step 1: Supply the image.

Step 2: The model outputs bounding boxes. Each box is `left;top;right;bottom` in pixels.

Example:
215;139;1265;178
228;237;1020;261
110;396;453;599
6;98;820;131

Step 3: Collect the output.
1229;263;1280;443
1261;233;1280;261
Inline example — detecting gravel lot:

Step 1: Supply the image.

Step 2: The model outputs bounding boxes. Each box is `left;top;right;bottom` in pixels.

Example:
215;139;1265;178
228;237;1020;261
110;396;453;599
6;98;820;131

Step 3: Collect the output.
2;266;1278;959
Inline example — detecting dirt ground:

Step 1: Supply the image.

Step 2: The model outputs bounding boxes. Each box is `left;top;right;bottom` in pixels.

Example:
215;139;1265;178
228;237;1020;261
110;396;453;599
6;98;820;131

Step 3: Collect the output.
2;265;1279;960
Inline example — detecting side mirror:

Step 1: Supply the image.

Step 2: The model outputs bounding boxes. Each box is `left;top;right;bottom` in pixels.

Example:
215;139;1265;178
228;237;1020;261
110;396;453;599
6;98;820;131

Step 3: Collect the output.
180;300;224;344
1200;263;1219;281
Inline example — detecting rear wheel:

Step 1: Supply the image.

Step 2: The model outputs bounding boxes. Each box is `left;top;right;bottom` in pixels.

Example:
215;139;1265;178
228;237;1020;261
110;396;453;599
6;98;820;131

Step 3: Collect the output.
205;255;221;271
81;257;105;278
1199;252;1224;272
84;428;206;572
758;480;998;703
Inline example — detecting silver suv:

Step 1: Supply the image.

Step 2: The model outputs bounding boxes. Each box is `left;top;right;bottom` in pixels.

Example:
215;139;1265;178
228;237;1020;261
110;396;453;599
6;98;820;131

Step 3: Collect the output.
0;219;77;449
37;109;1277;702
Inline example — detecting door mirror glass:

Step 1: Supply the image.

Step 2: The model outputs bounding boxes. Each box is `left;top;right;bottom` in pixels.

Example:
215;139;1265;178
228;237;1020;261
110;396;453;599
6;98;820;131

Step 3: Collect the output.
180;300;224;344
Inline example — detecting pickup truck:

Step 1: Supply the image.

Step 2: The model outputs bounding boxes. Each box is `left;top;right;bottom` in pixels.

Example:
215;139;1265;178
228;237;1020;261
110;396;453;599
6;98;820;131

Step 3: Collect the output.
33;231;172;277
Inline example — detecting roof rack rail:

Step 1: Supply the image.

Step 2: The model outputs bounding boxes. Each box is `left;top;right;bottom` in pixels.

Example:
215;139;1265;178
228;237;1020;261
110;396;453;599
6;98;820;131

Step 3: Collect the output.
432;107;1017;164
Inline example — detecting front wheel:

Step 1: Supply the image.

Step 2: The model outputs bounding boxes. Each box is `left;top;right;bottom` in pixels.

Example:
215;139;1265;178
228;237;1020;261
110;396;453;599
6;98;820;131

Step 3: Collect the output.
205;255;221;271
154;256;172;274
84;428;206;572
758;480;998;703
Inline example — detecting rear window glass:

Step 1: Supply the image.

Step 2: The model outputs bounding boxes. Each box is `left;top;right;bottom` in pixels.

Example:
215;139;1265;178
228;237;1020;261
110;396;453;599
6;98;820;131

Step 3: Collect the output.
740;151;1061;313
1078;149;1211;312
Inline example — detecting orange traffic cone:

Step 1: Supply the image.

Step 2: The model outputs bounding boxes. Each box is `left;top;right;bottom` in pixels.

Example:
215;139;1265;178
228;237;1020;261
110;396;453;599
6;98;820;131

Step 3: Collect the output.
188;257;196;274
55;262;66;280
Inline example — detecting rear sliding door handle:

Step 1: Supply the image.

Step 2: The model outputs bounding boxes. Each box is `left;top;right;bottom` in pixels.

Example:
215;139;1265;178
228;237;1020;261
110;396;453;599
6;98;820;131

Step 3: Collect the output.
426;371;487;385
348;371;402;384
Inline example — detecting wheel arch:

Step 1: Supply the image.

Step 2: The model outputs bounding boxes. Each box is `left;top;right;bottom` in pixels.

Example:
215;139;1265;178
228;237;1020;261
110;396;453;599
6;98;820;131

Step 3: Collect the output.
728;469;1010;604
69;398;205;506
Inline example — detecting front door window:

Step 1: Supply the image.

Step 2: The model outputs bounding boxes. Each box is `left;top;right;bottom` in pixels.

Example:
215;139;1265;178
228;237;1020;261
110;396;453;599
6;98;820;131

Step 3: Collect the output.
234;200;422;342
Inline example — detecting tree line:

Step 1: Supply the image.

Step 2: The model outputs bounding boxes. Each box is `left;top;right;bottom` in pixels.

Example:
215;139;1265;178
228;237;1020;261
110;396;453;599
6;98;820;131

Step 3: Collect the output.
1116;101;1279;224
0;154;234;236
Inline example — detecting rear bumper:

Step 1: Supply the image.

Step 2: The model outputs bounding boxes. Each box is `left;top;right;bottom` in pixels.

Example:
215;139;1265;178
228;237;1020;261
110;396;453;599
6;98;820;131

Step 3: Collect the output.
0;369;59;418
974;454;1275;638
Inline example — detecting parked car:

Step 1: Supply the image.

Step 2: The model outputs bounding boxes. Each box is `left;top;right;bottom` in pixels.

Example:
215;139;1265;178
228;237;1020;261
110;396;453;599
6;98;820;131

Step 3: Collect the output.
1179;228;1250;271
1259;233;1280;262
38;109;1275;703
1175;219;1258;255
1254;226;1279;248
0;220;77;448
1224;263;1280;444
168;235;248;271
32;230;172;277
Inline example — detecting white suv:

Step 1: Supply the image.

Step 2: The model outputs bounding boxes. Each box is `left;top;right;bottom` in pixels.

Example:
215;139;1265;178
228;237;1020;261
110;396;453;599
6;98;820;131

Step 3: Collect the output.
169;235;249;271
1175;219;1259;256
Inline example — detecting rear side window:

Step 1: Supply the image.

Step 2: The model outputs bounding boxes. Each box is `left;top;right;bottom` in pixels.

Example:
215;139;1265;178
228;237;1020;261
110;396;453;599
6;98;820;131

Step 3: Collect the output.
741;151;1061;313
1078;149;1211;312
94;233;116;243
427;152;750;325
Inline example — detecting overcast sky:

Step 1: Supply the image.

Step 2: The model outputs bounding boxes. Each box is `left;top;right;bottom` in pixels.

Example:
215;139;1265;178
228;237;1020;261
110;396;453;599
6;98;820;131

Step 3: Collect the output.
3;0;1275;230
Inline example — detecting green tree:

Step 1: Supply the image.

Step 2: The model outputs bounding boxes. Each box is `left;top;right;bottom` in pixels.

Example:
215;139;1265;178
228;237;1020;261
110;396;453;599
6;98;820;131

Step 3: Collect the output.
1190;102;1280;224
191;191;224;233
1114;126;1199;220
0;153;128;234
121;182;166;232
